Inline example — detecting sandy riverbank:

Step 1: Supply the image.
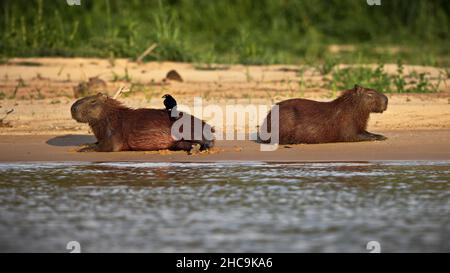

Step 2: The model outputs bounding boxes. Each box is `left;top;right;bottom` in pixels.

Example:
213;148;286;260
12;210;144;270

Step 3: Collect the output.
0;58;449;162
0;130;449;162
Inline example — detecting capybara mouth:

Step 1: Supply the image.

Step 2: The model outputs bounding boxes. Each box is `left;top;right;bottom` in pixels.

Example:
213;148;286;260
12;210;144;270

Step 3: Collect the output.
382;101;388;112
70;101;88;123
379;96;388;113
72;113;86;123
376;106;387;113
71;104;80;121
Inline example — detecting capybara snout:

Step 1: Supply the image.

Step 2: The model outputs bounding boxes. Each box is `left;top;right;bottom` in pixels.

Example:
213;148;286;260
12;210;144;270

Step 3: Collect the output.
70;99;87;122
71;93;107;123
70;99;81;120
380;94;388;112
365;88;388;113
356;86;388;113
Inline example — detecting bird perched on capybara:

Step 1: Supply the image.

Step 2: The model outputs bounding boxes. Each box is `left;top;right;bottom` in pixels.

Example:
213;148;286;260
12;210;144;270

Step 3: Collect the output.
71;93;214;152
162;94;178;120
260;85;388;144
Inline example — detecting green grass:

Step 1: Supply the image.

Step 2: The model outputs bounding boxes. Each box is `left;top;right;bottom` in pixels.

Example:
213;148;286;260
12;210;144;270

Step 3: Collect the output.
315;55;339;75
0;0;448;66
193;63;229;71
111;68;132;82
328;64;446;93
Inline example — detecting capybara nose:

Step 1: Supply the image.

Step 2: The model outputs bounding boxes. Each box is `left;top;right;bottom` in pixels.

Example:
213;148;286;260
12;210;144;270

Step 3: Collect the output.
70;104;76;115
383;95;388;110
70;101;79;117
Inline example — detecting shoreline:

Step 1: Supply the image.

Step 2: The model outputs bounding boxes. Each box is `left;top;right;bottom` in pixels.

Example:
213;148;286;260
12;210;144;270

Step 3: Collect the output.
1;129;449;163
1;58;449;164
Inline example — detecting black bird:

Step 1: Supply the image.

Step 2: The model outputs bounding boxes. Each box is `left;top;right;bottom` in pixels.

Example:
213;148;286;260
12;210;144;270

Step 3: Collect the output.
162;94;178;120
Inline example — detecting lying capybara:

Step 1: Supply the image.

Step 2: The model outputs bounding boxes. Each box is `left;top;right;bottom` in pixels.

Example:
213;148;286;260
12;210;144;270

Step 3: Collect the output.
260;85;388;144
71;93;214;152
73;76;107;98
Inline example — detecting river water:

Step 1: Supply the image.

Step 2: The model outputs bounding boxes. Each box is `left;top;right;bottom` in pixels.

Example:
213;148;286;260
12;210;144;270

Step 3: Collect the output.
0;161;449;252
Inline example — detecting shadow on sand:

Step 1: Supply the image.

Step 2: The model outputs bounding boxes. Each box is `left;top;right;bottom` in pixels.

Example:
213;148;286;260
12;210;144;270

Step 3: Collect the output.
46;134;95;147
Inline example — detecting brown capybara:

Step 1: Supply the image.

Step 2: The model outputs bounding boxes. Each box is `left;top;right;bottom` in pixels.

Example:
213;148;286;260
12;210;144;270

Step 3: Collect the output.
71;93;214;152
260;85;388;144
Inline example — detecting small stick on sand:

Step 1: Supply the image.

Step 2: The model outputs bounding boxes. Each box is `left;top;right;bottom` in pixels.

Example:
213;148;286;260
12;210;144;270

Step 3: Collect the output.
0;108;14;126
136;43;158;63
112;86;130;100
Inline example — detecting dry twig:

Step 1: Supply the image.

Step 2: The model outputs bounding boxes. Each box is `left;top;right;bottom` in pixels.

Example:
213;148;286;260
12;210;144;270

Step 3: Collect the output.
112;85;130;99
136;43;158;63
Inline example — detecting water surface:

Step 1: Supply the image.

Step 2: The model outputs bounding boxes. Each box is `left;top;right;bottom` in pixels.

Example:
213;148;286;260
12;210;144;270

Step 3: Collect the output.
0;161;449;252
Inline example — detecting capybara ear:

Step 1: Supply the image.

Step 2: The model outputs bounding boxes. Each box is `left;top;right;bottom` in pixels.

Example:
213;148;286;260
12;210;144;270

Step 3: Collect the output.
96;92;108;101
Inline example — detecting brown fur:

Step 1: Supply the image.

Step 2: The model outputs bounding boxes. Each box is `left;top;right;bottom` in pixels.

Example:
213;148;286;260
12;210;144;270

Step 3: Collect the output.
261;85;388;144
71;93;214;152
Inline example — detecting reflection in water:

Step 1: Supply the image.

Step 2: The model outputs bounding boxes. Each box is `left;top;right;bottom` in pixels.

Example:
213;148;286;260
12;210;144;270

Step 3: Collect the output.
0;161;449;252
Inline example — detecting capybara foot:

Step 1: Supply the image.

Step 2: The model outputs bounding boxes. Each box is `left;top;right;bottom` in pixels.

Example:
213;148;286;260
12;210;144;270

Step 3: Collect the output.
170;141;194;151
365;131;387;141
373;134;387;141
78;143;98;152
357;132;387;142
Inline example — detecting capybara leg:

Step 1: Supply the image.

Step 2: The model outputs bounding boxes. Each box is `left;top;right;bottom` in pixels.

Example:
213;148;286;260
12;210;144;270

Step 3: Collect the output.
95;141;112;152
96;136;123;152
78;142;115;152
171;140;213;151
170;141;195;151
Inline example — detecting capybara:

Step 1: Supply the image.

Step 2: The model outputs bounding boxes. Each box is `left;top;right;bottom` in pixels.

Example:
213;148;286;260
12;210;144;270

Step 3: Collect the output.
71;93;214;152
260;85;388;144
73;76;107;98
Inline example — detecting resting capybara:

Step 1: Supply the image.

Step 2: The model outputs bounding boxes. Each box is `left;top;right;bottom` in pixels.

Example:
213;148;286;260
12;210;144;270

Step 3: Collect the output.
260;85;388;144
71;93;214;152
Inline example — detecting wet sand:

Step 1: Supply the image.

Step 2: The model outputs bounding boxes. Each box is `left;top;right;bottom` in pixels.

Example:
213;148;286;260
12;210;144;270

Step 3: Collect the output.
1;129;449;162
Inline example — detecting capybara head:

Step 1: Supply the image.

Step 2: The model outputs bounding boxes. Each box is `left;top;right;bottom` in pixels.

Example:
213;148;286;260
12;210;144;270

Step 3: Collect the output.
349;85;388;113
71;93;109;123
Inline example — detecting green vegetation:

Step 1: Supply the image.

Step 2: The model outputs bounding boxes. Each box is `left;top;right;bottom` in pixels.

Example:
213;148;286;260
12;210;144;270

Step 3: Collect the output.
328;64;445;93
111;68;132;82
0;0;448;66
315;55;339;76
